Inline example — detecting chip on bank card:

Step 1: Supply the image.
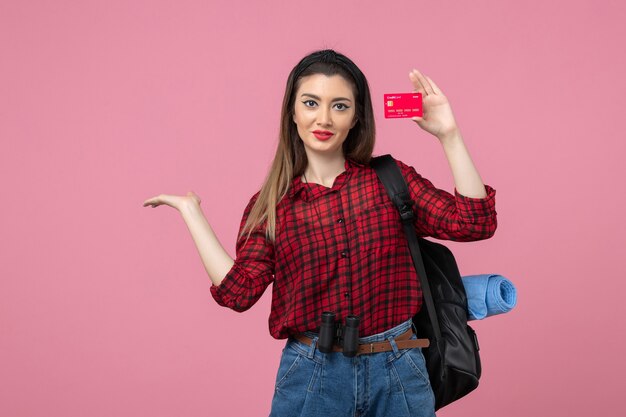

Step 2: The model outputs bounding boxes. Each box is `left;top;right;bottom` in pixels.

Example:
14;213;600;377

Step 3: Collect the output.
384;93;423;118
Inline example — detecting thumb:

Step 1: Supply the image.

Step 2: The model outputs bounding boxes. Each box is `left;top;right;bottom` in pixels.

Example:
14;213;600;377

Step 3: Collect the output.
187;191;201;205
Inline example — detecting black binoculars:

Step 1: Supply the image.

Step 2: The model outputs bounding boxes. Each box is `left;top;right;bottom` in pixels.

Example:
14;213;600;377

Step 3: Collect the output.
317;311;360;357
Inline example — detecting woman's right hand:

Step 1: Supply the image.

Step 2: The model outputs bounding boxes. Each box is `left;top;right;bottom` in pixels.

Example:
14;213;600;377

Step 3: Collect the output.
142;190;234;287
142;191;201;212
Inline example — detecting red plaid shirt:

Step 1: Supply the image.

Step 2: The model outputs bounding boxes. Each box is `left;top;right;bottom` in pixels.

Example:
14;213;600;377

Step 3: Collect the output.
210;156;497;339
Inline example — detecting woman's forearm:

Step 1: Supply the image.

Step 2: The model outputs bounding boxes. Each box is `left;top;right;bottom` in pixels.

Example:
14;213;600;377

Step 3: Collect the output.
439;130;488;198
179;202;234;286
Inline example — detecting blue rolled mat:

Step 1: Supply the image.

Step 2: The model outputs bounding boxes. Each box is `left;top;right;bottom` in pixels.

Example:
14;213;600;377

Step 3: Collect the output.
461;274;517;320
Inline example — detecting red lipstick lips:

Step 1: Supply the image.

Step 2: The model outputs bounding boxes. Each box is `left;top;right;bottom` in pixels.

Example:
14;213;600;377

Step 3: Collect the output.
313;130;334;141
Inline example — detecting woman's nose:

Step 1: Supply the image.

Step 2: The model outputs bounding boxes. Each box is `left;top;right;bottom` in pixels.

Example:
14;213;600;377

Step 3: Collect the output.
316;107;332;126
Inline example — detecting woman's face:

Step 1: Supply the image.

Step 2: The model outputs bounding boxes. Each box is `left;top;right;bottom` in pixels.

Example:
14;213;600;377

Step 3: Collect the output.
292;73;357;159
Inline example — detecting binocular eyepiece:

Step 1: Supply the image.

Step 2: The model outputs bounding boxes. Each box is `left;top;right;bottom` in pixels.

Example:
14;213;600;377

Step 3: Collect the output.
317;311;360;357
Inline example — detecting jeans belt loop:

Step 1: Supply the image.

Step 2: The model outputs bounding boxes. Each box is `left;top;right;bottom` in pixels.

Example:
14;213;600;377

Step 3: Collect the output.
387;335;401;358
308;335;318;359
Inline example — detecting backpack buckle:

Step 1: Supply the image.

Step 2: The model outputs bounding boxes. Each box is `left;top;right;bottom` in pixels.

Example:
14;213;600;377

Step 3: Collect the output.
393;192;415;223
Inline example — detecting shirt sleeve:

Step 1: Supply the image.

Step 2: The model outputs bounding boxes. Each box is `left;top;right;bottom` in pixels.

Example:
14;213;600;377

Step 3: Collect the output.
210;191;275;312
395;158;498;242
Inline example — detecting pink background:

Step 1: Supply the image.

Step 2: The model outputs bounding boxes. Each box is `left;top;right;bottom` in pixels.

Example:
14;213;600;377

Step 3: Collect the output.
1;0;624;416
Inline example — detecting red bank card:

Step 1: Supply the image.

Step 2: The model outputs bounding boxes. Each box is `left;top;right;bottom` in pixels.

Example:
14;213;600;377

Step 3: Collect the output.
384;93;423;118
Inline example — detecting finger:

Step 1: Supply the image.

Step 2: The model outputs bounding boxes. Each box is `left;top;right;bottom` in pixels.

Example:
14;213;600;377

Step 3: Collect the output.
409;70;426;94
413;69;435;95
411;69;434;96
411;116;425;126
143;197;161;207
425;75;443;95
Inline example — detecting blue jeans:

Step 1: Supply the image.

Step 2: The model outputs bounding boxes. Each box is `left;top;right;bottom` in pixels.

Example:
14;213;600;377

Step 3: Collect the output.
269;318;436;417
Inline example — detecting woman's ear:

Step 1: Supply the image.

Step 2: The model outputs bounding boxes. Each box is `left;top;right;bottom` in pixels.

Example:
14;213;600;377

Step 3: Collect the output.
350;117;358;129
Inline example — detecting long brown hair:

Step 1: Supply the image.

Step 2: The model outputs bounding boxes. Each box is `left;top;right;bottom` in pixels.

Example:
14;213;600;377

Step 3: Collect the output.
239;49;376;246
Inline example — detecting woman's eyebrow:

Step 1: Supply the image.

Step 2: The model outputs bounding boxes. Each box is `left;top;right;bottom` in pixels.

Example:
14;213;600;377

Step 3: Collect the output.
300;93;353;103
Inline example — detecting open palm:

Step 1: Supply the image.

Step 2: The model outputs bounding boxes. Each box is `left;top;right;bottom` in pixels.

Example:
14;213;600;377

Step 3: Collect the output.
409;69;459;140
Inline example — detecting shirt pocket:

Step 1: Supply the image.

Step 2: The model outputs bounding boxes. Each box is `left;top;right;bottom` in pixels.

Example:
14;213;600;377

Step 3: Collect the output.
353;202;407;312
354;201;405;255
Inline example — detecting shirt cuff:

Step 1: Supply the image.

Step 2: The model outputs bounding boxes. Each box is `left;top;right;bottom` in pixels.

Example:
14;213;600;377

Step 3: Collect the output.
454;184;497;223
210;262;246;308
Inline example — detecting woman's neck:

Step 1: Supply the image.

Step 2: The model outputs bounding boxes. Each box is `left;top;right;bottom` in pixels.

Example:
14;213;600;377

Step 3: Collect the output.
302;154;347;187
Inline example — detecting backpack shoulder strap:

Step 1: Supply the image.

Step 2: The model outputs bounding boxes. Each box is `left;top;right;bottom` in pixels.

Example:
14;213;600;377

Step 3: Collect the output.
369;155;416;224
370;154;442;340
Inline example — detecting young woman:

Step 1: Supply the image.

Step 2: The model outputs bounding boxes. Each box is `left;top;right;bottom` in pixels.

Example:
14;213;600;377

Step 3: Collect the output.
143;49;497;416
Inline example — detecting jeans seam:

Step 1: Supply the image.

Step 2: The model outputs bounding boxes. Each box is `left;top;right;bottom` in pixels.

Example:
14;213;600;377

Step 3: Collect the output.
403;349;431;386
306;362;320;393
275;354;302;391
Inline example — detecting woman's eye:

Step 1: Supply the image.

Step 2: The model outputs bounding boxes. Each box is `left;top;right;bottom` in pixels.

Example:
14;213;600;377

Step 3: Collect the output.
303;100;317;107
335;103;350;110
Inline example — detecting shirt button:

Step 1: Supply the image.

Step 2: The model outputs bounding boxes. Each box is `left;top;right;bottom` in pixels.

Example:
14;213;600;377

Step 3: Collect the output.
337;218;344;223
340;251;348;258
344;292;350;298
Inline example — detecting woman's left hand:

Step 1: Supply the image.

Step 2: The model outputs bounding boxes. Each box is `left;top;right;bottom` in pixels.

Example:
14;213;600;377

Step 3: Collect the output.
409;69;459;141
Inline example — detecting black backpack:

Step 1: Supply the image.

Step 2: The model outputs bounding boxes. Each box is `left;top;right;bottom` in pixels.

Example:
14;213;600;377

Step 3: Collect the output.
370;154;481;411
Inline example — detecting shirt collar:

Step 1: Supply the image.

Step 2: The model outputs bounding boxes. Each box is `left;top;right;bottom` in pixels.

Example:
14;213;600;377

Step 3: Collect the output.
287;157;365;202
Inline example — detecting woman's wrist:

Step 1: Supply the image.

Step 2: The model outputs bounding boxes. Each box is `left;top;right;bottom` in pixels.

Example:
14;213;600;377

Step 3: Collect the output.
180;198;204;219
437;128;463;147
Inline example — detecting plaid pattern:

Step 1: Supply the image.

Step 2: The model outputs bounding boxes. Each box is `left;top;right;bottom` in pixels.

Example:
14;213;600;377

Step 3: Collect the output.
210;156;497;339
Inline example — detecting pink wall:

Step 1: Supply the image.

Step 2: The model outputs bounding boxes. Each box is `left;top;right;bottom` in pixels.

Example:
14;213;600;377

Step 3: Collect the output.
1;0;624;416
